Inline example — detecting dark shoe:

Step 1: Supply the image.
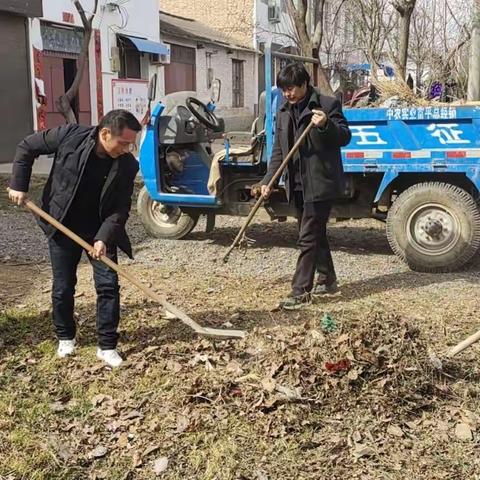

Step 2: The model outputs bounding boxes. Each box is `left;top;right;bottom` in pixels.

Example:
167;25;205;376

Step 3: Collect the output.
281;292;311;310
312;281;339;297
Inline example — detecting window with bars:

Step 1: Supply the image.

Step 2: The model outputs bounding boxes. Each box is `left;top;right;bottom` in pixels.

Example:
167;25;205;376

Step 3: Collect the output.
232;59;244;108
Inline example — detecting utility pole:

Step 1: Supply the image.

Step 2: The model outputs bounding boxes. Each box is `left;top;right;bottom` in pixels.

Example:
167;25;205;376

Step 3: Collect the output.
468;0;480;100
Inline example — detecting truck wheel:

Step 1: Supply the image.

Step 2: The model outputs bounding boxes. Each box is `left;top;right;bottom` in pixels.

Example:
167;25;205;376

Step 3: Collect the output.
137;186;199;239
386;182;480;272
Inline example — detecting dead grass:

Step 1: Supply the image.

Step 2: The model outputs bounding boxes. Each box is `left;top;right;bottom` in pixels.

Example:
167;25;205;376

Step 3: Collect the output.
1;261;480;479
375;79;430;106
1;215;480;480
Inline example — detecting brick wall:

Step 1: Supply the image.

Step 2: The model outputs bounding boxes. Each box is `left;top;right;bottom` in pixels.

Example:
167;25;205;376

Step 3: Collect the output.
162;36;256;131
206;49;256;131
161;0;255;48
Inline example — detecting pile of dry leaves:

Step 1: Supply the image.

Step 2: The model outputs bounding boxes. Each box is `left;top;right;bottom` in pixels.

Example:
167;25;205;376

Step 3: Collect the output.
2;307;478;479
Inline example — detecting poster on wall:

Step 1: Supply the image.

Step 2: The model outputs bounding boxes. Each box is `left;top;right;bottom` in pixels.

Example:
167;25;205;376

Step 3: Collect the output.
112;79;148;122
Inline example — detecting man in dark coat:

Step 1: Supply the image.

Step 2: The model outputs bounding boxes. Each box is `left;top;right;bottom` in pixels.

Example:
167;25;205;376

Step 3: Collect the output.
8;110;142;366
257;63;351;310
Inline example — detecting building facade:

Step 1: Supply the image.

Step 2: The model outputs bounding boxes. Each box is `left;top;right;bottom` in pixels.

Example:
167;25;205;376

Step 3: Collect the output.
161;0;295;118
0;0;43;164
30;0;167;132
160;12;257;130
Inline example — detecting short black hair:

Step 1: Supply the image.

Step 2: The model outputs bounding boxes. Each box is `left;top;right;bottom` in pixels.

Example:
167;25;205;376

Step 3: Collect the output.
276;63;310;89
98;109;142;135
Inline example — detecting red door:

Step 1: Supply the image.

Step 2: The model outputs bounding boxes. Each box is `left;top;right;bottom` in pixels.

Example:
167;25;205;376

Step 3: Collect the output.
43;56;65;128
164;44;196;94
43;54;91;128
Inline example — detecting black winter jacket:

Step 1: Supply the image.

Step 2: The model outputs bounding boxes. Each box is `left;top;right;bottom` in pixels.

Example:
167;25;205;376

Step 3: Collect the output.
262;87;351;202
10;124;139;258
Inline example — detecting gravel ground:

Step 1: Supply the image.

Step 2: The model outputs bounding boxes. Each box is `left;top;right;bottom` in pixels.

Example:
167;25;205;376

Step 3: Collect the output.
2;178;480;294
0;193;404;280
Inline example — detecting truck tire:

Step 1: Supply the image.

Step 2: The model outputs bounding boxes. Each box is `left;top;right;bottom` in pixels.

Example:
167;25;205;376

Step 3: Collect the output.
386;182;480;272
137;186;199;239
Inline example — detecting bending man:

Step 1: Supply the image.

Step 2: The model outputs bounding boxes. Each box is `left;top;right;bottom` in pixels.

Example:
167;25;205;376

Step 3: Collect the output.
8;110;142;367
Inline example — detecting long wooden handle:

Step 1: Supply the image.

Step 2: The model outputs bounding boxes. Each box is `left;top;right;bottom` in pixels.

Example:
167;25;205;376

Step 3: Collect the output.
25;200;245;338
223;121;314;262
446;328;480;358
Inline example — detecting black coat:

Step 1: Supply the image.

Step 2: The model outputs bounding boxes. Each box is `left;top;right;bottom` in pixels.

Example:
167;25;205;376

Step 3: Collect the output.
262;87;351;202
10;124;139;258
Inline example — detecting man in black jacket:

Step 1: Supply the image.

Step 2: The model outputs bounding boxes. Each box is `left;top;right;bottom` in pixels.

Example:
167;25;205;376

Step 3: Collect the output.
8;110;141;367
257;63;351;310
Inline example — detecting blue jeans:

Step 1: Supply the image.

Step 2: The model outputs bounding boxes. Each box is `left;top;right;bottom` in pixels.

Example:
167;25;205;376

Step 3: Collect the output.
48;233;120;349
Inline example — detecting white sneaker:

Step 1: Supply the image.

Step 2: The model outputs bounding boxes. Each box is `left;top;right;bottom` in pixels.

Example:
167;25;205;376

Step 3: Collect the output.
96;348;123;368
57;339;76;358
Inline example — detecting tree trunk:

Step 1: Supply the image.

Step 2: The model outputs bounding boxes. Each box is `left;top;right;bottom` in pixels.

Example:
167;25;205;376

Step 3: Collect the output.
415;61;423;94
317;68;334;95
56;95;78;124
366;49;379;83
310;45;334;95
397;9;413;80
55;25;93;123
393;0;416;81
468;0;480;100
286;0;334;95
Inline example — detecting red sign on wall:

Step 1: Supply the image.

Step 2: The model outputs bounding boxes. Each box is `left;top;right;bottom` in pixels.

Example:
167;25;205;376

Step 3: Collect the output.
62;12;74;23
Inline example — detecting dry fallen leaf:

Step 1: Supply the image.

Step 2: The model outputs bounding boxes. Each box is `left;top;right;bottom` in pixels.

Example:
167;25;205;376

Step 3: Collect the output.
352;431;362;443
235;373;260;383
144;445;160;457
347;368;361;381
455;423;473;441
225;360;243;375
387;424;404;438
261;377;276;393
50;401;66;413
255;470;269;480
405;421;420;431
335;333;350;345
124;410;143;420
176;414;190;434
89;445;108;459
153;456;169;475
132;451;143;468
166;360;182;373
275;384;302;400
118;432;129;449
353;443;375;458
104;405;118;417
308;329;325;345
62;423;76;432
460;410;478;428
57;445;72;462
437;420;450;432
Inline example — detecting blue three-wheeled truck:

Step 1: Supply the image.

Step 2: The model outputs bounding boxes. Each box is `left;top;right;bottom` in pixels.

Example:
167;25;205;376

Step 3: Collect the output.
138;58;480;273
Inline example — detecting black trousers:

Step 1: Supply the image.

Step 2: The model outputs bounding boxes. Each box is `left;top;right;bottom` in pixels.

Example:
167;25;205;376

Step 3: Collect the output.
291;192;337;296
48;232;120;349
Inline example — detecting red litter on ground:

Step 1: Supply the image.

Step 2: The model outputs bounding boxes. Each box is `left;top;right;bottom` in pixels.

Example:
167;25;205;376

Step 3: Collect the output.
324;359;351;373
